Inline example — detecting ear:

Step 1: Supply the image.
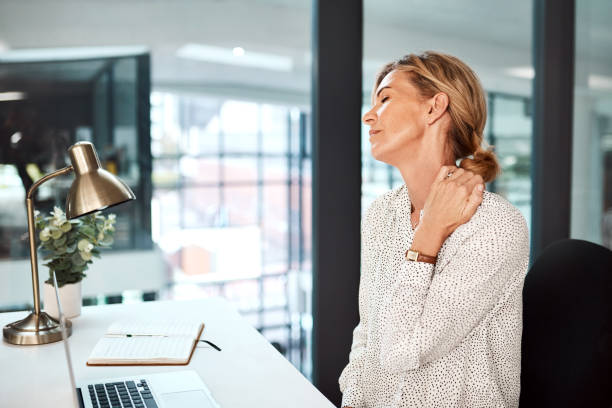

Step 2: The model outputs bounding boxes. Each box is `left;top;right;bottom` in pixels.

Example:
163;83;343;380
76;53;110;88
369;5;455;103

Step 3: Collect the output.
427;92;449;125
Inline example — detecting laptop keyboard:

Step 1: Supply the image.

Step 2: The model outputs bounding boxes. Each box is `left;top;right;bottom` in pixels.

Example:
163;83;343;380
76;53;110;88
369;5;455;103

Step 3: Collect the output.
87;379;158;408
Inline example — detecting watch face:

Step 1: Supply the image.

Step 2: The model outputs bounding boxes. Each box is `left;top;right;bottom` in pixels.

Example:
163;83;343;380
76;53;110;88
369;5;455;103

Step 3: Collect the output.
406;250;418;261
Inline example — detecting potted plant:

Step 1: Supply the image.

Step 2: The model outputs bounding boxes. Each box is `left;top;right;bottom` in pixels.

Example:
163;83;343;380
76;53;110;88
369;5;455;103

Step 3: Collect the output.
35;206;116;319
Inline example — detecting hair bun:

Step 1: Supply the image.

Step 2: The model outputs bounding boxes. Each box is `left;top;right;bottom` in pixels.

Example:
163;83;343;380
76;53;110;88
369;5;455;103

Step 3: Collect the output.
459;146;500;183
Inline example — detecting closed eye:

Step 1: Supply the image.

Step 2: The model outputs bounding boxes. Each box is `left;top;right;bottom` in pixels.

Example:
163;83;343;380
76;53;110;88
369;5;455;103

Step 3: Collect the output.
381;96;389;103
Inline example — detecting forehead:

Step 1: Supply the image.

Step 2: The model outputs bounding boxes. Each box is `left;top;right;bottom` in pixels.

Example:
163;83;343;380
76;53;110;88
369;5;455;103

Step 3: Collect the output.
375;69;414;95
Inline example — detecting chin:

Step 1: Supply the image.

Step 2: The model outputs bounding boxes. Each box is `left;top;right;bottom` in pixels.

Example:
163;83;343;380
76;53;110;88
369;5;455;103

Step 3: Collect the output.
370;145;393;165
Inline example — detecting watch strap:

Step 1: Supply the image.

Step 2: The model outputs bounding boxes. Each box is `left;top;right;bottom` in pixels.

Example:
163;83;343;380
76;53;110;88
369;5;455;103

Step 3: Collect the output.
405;249;437;264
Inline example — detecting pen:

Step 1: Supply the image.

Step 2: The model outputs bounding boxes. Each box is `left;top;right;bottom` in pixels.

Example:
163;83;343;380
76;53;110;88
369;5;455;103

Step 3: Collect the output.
105;334;222;351
105;334;168;338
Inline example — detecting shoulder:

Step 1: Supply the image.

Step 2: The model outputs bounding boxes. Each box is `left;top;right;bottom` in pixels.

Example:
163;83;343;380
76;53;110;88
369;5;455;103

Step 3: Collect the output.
363;185;403;219
361;185;404;232
473;191;529;245
435;191;530;273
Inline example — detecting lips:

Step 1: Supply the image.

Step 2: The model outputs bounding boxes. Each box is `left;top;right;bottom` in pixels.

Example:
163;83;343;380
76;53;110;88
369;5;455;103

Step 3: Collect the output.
369;129;381;136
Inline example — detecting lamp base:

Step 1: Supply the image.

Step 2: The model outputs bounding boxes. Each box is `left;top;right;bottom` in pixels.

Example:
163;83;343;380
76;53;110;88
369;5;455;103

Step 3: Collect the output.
3;311;72;345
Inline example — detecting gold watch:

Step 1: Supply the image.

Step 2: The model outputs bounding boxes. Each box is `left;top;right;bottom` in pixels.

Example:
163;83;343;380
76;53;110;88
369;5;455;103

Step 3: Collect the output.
405;249;437;264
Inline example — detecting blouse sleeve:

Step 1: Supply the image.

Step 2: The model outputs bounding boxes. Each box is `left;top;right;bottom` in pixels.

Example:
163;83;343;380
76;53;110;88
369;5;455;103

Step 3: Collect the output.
379;208;529;373
338;207;377;408
338;286;368;407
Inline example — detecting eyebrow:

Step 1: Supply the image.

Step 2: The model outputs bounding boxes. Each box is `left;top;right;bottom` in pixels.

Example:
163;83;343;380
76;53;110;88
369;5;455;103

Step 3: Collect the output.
376;86;391;98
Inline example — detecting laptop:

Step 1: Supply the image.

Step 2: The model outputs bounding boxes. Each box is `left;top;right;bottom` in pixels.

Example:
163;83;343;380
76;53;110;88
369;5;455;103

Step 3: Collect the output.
51;274;221;408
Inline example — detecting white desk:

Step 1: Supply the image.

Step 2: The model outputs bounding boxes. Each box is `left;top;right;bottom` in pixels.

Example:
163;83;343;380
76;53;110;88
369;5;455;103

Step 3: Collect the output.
0;298;335;408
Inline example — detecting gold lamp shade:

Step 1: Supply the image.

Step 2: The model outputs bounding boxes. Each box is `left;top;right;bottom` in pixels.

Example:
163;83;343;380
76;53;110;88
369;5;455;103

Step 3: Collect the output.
65;142;135;219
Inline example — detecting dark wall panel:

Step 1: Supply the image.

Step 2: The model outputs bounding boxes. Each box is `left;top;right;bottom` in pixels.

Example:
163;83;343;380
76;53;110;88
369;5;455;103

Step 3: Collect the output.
312;0;363;405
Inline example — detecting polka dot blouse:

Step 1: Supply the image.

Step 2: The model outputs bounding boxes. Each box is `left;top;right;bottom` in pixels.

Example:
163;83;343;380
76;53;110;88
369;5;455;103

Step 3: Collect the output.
339;184;530;408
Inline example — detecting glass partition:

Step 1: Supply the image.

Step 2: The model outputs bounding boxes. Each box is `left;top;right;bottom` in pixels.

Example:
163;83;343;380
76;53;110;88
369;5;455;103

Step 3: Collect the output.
0;52;152;258
572;0;612;249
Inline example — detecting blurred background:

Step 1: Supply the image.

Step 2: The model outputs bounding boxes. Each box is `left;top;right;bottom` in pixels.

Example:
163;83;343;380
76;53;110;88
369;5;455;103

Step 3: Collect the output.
0;0;610;382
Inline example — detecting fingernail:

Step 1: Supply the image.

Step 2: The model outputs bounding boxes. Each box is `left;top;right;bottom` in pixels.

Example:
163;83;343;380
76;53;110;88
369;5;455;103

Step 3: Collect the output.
477;184;484;191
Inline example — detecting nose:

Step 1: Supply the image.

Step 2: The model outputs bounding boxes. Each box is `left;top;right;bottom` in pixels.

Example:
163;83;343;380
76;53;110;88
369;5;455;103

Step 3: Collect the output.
362;107;377;125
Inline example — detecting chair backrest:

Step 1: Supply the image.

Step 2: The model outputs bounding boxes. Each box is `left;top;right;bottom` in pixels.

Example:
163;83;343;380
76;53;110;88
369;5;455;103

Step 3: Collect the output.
519;239;612;407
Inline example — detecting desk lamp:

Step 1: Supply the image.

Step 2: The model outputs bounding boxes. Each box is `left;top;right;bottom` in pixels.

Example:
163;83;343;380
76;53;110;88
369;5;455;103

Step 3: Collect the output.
3;141;135;345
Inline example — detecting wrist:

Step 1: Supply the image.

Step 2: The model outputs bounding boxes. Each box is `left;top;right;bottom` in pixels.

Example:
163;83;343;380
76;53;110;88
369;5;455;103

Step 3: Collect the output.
411;221;446;257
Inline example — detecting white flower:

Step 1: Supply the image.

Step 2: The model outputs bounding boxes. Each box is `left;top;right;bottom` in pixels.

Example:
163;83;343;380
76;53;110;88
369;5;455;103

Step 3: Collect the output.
103;215;116;232
80;251;92;261
51;206;66;227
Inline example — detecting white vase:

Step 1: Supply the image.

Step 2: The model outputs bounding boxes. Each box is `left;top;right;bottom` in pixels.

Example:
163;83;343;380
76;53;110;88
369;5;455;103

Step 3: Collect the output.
43;281;82;320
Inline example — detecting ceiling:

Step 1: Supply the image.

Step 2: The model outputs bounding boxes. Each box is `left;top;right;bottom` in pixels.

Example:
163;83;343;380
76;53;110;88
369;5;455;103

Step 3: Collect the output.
0;0;610;105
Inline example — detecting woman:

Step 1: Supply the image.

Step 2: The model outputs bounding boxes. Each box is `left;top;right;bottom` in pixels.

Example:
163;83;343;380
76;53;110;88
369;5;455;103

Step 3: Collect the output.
339;51;530;408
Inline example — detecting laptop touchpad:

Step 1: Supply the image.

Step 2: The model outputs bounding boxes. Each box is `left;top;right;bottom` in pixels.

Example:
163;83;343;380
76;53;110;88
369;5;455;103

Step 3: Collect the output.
161;390;217;408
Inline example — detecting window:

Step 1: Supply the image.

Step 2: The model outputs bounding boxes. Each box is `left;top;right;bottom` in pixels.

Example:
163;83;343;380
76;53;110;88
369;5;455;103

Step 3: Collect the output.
151;92;312;372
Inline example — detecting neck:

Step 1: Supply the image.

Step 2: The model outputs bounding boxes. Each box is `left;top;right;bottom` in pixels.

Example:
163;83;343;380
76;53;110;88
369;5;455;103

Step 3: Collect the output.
397;159;443;213
395;131;454;213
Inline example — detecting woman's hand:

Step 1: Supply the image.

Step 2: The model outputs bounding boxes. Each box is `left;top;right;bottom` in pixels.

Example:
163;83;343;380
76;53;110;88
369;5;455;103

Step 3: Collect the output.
422;166;485;236
411;166;484;257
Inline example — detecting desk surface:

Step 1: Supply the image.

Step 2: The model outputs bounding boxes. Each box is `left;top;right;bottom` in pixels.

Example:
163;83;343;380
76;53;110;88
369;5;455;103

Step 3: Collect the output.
0;298;334;408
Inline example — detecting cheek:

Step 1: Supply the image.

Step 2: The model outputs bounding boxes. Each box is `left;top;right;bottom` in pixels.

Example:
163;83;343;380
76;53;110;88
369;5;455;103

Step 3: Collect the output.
384;101;417;123
384;107;422;140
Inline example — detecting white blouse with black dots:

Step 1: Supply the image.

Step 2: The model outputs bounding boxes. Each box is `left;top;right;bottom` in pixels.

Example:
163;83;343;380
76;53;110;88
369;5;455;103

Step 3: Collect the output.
339;184;530;408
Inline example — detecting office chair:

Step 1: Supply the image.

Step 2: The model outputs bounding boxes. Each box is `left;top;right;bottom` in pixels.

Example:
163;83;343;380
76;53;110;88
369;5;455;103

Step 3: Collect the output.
519;239;612;407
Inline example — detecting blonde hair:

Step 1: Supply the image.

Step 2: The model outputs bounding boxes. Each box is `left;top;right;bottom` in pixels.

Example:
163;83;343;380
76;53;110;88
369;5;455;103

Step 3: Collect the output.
374;51;500;183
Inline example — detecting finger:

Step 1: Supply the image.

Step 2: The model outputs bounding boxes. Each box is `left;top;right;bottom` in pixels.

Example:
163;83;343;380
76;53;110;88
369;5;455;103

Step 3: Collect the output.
453;169;473;185
444;167;464;181
464;174;484;193
471;174;484;186
466;183;484;212
436;165;457;182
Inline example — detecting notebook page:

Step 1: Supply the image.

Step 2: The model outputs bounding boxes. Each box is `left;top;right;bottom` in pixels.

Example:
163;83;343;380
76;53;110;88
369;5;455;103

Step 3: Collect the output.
107;319;202;338
88;336;194;363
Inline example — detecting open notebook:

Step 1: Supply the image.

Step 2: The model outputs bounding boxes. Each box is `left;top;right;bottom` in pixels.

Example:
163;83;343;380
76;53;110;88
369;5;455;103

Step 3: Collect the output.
87;319;204;366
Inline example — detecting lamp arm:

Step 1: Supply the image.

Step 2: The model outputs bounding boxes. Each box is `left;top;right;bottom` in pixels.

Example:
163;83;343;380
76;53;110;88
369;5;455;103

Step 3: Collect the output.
26;166;74;199
26;165;73;315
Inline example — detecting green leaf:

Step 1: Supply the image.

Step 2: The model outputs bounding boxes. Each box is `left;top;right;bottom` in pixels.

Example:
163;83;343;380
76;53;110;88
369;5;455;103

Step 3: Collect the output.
55;259;71;270
70;263;87;272
53;246;67;255
53;235;67;248
71;252;86;266
80;226;96;240
65;235;78;246
100;236;114;246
